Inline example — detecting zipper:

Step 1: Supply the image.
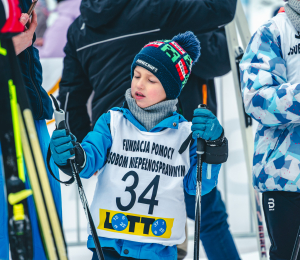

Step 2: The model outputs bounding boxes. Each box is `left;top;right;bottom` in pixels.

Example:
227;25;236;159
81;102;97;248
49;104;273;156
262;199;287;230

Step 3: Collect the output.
64;92;70;130
25;49;43;119
265;130;284;162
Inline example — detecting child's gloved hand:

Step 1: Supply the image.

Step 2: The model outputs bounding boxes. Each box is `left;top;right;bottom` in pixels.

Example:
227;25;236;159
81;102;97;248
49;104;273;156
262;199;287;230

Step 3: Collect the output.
191;108;223;141
50;129;77;166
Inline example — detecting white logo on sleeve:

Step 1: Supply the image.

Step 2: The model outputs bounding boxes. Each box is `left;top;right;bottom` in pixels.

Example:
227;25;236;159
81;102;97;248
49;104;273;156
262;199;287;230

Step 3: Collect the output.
268;198;275;211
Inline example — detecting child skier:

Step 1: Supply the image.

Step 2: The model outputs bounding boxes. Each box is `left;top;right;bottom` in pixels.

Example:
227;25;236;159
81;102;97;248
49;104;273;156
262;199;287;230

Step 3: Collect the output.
50;31;228;260
240;0;300;259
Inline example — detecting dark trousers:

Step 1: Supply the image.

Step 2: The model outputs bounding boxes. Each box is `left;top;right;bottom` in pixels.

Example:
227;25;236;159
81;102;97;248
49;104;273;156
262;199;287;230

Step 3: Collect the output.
92;248;145;260
185;187;241;260
263;191;300;260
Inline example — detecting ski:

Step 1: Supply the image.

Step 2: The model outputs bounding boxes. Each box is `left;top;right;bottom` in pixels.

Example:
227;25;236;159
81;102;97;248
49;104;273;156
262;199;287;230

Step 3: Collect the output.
0;38;68;260
291;226;300;260
0;42;33;260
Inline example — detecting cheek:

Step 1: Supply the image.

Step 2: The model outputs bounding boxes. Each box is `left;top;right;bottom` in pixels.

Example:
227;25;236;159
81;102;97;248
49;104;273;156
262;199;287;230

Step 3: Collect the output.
147;86;166;101
131;80;136;93
131;79;135;89
146;88;157;100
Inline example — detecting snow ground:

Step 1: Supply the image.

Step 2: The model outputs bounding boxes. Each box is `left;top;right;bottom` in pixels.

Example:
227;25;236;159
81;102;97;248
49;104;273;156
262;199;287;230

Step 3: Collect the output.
40;0;283;259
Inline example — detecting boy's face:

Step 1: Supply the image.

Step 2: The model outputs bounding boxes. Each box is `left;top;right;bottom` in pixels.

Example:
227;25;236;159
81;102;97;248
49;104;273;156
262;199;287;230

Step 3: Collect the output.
131;66;167;108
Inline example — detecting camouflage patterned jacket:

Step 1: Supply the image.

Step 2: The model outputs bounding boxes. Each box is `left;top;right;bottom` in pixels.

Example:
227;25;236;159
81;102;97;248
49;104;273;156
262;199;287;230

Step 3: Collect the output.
240;12;300;193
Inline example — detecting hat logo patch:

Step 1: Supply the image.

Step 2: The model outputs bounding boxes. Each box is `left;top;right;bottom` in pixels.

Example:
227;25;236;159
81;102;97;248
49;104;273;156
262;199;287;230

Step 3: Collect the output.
161;44;181;63
136;59;158;73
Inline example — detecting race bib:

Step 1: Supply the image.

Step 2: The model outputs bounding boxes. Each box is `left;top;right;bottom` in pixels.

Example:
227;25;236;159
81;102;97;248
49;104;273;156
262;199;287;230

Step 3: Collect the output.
89;110;191;246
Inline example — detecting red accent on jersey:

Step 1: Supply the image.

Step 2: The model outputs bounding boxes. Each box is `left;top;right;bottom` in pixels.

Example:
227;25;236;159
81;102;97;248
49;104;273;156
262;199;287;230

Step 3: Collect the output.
278;7;285;13
170;42;186;55
1;0;24;34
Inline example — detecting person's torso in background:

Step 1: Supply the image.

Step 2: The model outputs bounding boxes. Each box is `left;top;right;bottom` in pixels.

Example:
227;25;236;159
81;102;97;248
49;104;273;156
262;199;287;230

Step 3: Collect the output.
74;18;217;125
273;13;300;84
253;13;300;193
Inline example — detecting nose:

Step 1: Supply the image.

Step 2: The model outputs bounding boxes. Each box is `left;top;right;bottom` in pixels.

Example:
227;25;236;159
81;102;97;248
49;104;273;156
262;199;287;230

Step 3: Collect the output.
136;77;145;89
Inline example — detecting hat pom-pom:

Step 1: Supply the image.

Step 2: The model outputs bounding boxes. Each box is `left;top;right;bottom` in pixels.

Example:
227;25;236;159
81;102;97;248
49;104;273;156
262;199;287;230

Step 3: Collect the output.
172;31;201;63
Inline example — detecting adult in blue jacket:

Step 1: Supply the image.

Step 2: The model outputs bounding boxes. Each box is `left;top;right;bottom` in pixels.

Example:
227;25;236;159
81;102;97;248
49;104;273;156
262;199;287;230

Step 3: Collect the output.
0;4;62;260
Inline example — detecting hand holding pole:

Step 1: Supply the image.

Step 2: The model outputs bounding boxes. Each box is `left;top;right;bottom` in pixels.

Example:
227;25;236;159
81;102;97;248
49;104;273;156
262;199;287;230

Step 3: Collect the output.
50;94;105;260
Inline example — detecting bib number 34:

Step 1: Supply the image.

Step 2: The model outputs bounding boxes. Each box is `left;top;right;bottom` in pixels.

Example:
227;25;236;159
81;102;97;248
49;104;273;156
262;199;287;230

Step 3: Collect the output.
116;171;160;215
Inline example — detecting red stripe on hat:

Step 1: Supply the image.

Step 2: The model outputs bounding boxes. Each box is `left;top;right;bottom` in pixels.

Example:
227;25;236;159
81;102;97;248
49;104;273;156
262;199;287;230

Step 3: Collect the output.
278;7;285;13
176;59;188;81
144;41;164;48
182;59;188;74
175;64;184;81
170;42;186;55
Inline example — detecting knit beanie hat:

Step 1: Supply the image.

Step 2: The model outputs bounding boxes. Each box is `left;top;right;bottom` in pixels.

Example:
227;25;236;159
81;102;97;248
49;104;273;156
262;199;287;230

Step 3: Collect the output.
131;31;201;99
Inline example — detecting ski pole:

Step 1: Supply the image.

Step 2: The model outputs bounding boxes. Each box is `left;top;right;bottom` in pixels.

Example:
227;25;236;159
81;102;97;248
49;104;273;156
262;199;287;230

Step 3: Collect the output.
50;95;105;260
291;225;300;260
193;104;206;260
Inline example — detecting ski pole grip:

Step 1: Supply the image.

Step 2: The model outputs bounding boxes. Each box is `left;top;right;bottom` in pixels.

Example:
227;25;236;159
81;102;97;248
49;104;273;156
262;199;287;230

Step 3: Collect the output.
50;94;67;130
50;94;75;160
196;104;206;155
54;109;67;130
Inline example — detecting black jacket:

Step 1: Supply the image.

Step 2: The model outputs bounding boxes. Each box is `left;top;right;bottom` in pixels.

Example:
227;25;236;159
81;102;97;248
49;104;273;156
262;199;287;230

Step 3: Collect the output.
0;0;53;120
18;0;53;120
179;28;231;120
58;0;235;142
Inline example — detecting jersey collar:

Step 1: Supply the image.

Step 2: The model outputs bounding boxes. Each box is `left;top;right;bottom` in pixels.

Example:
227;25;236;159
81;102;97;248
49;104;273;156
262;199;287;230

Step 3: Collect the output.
111;106;187;132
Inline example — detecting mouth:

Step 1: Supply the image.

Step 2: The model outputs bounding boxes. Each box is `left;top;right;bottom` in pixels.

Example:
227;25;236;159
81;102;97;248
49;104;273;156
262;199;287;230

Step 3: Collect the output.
135;91;145;99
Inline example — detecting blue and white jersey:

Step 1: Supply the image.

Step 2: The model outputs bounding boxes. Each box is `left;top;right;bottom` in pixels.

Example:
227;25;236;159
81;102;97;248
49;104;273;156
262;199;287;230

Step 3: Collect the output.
240;12;300;192
89;110;190;246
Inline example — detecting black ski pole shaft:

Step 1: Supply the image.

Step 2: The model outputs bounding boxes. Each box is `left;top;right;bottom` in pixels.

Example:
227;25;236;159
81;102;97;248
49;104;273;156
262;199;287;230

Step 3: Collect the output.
50;95;105;260
291;225;300;260
193;104;206;260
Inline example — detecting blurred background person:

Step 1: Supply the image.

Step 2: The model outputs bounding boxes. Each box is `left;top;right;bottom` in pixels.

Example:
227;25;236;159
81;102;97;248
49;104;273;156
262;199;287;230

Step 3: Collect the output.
34;0;49;46
36;0;81;57
57;0;240;259
240;0;300;259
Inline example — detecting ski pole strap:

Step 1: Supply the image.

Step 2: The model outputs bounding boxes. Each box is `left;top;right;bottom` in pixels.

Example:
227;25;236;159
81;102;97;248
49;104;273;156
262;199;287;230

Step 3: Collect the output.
46;146;74;185
178;132;193;154
179;104;207;154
